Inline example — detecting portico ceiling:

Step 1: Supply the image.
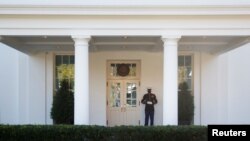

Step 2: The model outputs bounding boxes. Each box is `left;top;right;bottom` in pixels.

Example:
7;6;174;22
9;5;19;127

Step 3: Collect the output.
0;35;249;54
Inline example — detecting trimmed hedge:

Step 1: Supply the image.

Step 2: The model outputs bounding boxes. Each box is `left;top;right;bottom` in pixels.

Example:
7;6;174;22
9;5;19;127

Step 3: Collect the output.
0;125;207;141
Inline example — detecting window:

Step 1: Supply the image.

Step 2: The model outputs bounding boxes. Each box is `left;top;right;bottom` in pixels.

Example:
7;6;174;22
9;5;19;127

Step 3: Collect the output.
178;55;193;92
55;55;74;92
178;55;194;125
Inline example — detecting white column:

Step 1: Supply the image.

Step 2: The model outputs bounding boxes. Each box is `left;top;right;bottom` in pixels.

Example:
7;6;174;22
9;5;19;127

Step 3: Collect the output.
72;36;90;125
162;36;181;125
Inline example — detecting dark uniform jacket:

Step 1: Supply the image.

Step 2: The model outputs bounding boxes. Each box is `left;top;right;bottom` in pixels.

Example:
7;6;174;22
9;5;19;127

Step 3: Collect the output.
141;93;157;112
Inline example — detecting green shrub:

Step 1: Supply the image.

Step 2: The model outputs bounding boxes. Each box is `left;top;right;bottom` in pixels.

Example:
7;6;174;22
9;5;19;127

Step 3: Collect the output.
0;125;207;141
51;79;74;124
178;82;194;125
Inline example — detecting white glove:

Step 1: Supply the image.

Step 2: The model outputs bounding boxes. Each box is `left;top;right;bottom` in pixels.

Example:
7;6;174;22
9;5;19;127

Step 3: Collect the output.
147;101;152;104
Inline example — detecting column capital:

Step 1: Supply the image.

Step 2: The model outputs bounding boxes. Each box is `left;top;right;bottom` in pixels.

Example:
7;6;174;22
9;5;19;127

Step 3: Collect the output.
161;35;181;42
161;35;181;47
71;35;91;46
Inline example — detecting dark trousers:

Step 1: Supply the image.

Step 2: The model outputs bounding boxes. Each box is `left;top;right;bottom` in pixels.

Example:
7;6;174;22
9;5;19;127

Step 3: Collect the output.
145;111;154;126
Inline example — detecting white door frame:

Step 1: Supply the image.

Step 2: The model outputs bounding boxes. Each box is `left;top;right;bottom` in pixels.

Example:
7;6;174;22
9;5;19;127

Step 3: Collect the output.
106;60;141;126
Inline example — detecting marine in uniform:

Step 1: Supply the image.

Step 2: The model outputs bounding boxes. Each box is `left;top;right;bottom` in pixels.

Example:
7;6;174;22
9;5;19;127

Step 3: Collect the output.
141;88;158;126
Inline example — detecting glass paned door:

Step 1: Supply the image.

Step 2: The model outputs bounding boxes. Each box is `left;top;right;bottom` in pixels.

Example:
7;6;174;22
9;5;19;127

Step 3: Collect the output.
107;80;139;126
107;81;124;126
124;81;139;126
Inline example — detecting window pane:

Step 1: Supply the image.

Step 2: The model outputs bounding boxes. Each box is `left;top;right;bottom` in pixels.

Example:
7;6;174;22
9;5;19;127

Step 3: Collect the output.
186;79;192;90
185;56;192;66
56;56;62;66
132;91;136;99
70;56;74;64
110;64;116;77
127;93;131;98
63;55;69;64
109;82;121;107
132;84;136;90
178;66;185;82
132;100;136;107
186;67;192;79
127;100;131;106
129;64;136;76
178;56;184;66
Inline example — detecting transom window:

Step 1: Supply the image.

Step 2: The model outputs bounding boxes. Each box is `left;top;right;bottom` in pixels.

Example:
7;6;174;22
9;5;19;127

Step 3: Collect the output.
110;63;136;77
107;60;140;79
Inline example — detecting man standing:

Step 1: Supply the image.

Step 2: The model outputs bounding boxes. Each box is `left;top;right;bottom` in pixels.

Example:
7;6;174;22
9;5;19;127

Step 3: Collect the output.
141;87;158;126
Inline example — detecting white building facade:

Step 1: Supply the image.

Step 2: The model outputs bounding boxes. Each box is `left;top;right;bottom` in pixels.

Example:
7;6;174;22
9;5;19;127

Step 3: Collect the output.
0;0;250;126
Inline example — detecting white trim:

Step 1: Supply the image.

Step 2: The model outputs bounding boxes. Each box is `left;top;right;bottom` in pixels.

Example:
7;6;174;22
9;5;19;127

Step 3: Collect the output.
53;51;74;55
0;0;250;6
45;52;47;124
0;5;250;16
1;29;250;36
93;41;156;46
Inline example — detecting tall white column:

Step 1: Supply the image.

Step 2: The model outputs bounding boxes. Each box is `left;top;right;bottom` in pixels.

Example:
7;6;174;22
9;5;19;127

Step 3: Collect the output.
72;36;90;125
162;36;181;125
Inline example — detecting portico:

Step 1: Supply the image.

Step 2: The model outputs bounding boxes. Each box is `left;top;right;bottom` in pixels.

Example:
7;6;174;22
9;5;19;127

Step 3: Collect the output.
1;3;250;126
70;35;181;125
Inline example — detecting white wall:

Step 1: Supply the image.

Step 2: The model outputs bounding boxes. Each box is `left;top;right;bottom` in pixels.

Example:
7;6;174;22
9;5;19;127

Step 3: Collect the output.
18;52;29;124
217;54;229;124
199;43;250;125
28;52;54;124
0;43;19;124
89;51;163;125
0;45;53;125
199;51;230;125
200;52;220;124
227;43;250;124
28;53;46;124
